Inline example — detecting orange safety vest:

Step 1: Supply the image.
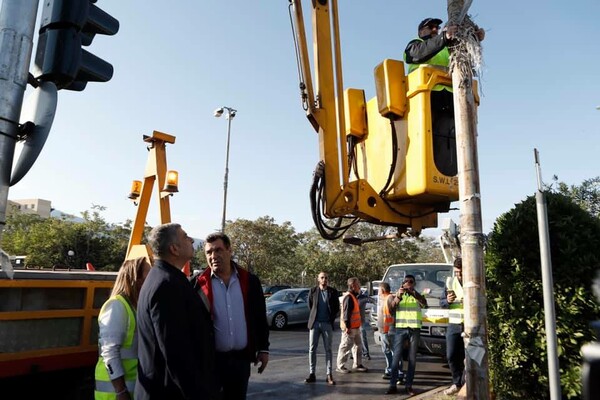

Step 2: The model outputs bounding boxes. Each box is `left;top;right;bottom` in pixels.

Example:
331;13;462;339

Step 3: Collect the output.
340;292;361;330
381;293;394;334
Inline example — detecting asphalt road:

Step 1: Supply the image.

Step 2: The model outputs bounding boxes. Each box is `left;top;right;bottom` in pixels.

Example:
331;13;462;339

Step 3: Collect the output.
248;324;452;399
1;323;452;399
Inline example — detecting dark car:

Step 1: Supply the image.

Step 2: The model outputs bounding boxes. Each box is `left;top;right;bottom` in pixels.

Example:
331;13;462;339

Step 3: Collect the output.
262;284;291;298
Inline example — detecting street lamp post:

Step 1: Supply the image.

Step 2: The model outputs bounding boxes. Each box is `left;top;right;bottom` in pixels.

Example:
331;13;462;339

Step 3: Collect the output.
214;106;237;233
67;250;75;270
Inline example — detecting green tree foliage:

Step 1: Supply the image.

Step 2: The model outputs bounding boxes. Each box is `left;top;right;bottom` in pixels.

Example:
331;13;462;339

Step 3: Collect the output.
2;208;446;287
298;223;445;290
225;216;303;285
2;206;130;270
486;192;600;399
555;176;600;219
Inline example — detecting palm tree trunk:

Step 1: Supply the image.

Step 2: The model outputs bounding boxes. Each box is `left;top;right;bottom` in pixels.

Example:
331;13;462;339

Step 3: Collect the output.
446;1;490;399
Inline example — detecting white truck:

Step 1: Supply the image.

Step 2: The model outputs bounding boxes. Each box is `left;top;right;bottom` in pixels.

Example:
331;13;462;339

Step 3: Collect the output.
372;263;453;357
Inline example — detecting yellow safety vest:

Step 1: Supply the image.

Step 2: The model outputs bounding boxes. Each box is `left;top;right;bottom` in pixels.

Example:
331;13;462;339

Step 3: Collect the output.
405;38;450;73
448;277;464;324
395;294;423;329
340;293;361;330
404;38;452;92
94;295;137;400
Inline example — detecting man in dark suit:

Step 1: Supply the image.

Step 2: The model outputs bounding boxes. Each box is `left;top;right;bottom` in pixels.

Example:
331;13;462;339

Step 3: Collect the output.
305;272;340;385
136;223;217;400
196;232;270;400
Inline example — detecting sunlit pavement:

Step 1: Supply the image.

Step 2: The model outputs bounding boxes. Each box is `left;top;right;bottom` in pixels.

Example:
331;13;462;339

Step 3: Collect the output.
248;325;452;399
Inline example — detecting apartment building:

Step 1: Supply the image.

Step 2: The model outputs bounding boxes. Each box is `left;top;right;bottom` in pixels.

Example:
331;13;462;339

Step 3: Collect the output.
8;198;52;219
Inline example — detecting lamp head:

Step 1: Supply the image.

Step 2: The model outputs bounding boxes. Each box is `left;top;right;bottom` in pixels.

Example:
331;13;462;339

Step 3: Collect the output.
128;180;142;200
214;107;224;117
162;170;179;193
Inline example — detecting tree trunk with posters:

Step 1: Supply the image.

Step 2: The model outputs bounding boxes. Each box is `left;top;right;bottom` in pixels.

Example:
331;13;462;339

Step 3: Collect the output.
446;0;490;399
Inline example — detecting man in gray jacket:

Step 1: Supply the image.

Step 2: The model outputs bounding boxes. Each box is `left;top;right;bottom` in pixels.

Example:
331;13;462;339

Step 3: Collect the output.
305;272;339;385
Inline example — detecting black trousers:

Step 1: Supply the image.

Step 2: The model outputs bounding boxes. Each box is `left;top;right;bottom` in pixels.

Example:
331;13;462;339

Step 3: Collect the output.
216;351;252;400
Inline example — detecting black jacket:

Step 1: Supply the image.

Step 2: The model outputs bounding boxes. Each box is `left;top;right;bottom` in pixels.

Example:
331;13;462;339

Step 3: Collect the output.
404;33;448;65
307;286;340;330
136;260;217;400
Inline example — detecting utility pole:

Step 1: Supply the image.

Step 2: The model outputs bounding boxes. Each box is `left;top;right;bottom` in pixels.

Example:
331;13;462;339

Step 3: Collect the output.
0;0;39;244
447;0;490;398
534;149;561;400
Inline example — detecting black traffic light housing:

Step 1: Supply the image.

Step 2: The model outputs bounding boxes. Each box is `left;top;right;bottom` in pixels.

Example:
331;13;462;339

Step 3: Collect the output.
34;0;119;91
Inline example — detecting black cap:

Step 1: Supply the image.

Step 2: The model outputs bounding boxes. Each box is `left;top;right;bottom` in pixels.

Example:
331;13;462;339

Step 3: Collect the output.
418;17;443;31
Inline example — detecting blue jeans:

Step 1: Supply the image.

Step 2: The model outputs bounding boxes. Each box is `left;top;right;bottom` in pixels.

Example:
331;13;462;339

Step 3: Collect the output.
309;321;333;375
360;320;370;356
446;323;465;386
390;328;419;388
380;331;394;374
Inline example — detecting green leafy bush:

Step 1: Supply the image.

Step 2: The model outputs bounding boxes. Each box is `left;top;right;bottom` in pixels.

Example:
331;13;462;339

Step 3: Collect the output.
486;192;600;399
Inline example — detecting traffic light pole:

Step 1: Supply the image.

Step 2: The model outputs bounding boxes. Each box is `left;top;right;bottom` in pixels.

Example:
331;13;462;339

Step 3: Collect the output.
0;0;39;243
447;0;490;398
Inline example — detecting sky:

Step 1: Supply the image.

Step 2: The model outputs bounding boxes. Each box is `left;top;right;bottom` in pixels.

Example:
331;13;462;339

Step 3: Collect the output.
5;0;600;241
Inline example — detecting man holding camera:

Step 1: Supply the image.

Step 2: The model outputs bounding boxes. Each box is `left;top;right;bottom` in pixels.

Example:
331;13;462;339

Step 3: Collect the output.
440;258;465;396
385;275;427;396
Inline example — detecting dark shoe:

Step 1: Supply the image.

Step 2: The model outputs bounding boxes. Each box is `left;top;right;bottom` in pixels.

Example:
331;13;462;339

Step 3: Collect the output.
304;373;316;383
397;372;404;385
406;386;416;396
336;366;351;374
382;373;391;380
326;374;336;385
385;386;398;395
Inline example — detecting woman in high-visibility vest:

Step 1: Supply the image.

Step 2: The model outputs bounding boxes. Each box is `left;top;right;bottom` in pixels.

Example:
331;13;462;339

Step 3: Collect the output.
95;257;151;400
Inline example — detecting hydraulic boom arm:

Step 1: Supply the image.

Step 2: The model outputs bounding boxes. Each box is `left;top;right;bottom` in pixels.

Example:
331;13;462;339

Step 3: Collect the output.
290;0;447;239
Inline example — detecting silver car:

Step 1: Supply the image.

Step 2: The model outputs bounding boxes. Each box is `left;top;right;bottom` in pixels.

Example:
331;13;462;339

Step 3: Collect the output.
265;288;310;329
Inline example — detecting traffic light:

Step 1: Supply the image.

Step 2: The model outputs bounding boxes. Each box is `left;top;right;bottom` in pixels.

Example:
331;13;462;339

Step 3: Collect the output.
34;0;119;91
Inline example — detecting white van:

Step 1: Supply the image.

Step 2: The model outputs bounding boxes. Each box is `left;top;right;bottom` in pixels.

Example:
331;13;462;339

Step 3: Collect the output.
372;263;452;356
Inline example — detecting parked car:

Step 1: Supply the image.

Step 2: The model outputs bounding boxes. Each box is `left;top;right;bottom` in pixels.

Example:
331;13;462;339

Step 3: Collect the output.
266;288;310;329
262;284;292;298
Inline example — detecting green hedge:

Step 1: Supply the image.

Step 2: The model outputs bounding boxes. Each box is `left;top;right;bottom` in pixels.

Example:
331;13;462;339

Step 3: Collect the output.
486;192;600;399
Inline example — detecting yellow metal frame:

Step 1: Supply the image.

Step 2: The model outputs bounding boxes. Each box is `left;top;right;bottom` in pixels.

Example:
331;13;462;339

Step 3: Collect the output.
0;274;115;377
291;0;443;232
126;130;176;261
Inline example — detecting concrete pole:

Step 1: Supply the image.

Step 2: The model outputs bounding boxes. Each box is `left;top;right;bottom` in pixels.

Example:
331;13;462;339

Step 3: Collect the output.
534;149;562;400
0;0;39;242
447;0;490;398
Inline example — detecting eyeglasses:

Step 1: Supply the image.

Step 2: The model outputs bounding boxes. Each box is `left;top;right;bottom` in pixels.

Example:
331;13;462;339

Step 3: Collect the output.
426;25;440;30
404;279;415;284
